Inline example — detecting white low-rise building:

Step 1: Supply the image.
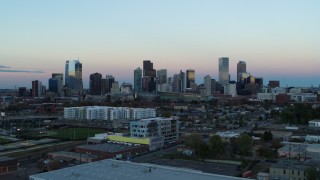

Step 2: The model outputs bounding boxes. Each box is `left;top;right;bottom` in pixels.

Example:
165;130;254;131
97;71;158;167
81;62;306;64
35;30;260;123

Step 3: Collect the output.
130;117;179;144
309;120;320;130
64;106;156;121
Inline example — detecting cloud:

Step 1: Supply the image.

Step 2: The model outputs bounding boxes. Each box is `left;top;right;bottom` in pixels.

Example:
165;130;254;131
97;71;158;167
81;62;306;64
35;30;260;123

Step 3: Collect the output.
0;69;44;73
0;66;44;73
0;65;11;68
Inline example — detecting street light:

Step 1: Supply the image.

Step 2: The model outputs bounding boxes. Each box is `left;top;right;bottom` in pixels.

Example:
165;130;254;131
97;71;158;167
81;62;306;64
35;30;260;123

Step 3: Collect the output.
17;128;20;140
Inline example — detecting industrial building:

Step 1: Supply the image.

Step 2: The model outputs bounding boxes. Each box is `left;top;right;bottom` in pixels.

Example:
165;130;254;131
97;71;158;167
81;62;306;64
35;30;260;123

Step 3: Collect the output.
0;156;18;175
75;142;148;160
30;159;246;180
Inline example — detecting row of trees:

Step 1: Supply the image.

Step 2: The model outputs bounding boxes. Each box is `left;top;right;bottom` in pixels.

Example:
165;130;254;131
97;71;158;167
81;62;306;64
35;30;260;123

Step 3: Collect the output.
185;133;253;158
281;103;320;125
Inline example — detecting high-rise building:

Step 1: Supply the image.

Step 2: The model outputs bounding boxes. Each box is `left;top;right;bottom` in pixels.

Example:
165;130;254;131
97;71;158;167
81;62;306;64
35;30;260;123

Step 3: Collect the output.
204;75;212;96
172;74;180;92
101;78;106;95
65;60;83;95
237;61;246;82
186;69;195;89
143;60;156;92
143;60;156;77
211;79;217;93
48;78;58;94
18;87;27;97
219;57;229;85
106;75;115;93
32;80;42;97
52;73;63;95
179;70;186;92
134;67;142;93
90;72;102;95
157;69;167;85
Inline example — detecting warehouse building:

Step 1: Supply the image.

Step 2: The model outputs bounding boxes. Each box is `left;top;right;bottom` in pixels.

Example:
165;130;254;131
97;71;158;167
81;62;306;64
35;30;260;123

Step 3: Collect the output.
30;159;246;180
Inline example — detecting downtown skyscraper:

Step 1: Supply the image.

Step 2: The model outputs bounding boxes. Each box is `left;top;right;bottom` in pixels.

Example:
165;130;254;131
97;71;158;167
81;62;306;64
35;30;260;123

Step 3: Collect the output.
219;57;229;85
237;61;246;82
106;75;115;94
134;67;142;93
65;60;83;95
186;69;195;90
143;60;156;92
89;72;102;95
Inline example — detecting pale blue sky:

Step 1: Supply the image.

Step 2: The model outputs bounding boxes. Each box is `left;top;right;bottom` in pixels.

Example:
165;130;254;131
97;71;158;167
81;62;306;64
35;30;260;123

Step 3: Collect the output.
0;0;319;88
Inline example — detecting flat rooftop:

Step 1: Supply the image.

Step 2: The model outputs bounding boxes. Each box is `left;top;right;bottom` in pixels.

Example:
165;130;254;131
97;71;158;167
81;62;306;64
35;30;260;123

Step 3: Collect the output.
77;143;142;153
30;159;246;180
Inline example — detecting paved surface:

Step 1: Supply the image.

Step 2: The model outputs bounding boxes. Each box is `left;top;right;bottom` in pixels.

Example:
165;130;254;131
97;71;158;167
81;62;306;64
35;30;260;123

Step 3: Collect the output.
132;145;177;163
1;163;39;180
149;159;240;176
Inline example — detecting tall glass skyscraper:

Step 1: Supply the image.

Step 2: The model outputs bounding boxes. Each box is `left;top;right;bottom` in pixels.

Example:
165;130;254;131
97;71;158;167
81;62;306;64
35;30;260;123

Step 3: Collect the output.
237;61;246;82
134;67;142;93
65;60;83;95
186;69;195;89
219;57;229;85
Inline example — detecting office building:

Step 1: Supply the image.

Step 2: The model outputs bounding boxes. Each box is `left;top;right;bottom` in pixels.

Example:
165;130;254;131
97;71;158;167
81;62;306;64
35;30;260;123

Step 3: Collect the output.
101;78;106;95
18;87;27;97
224;83;237;97
211;79;217;93
89;72;102;95
171;70;186;93
143;60;156;92
48;78;58;94
219;57;229;85
106;75;115;93
65;60;83;95
237;61;246;82
179;70;186;92
110;82;120;95
32;80;42;97
134;67;142;93
52;73;63;95
204;75;212;96
157;69;167;85
172;74;180;92
186;69;195;90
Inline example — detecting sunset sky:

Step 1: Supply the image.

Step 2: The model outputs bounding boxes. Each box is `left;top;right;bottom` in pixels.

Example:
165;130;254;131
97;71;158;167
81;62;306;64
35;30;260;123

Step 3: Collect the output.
0;0;319;88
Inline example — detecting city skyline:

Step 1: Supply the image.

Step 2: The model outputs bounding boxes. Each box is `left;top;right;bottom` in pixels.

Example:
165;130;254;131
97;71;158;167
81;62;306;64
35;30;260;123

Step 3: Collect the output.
0;0;319;88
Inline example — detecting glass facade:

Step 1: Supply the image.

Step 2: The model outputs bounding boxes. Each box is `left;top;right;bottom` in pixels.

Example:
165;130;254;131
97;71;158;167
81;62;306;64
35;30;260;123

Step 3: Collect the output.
65;60;83;94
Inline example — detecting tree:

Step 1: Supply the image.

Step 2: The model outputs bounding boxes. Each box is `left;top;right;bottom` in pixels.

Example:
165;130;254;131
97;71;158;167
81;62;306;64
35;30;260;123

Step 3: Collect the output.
237;133;253;156
185;134;203;151
163;112;172;118
262;131;273;142
197;142;210;158
305;167;319;180
209;135;225;157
